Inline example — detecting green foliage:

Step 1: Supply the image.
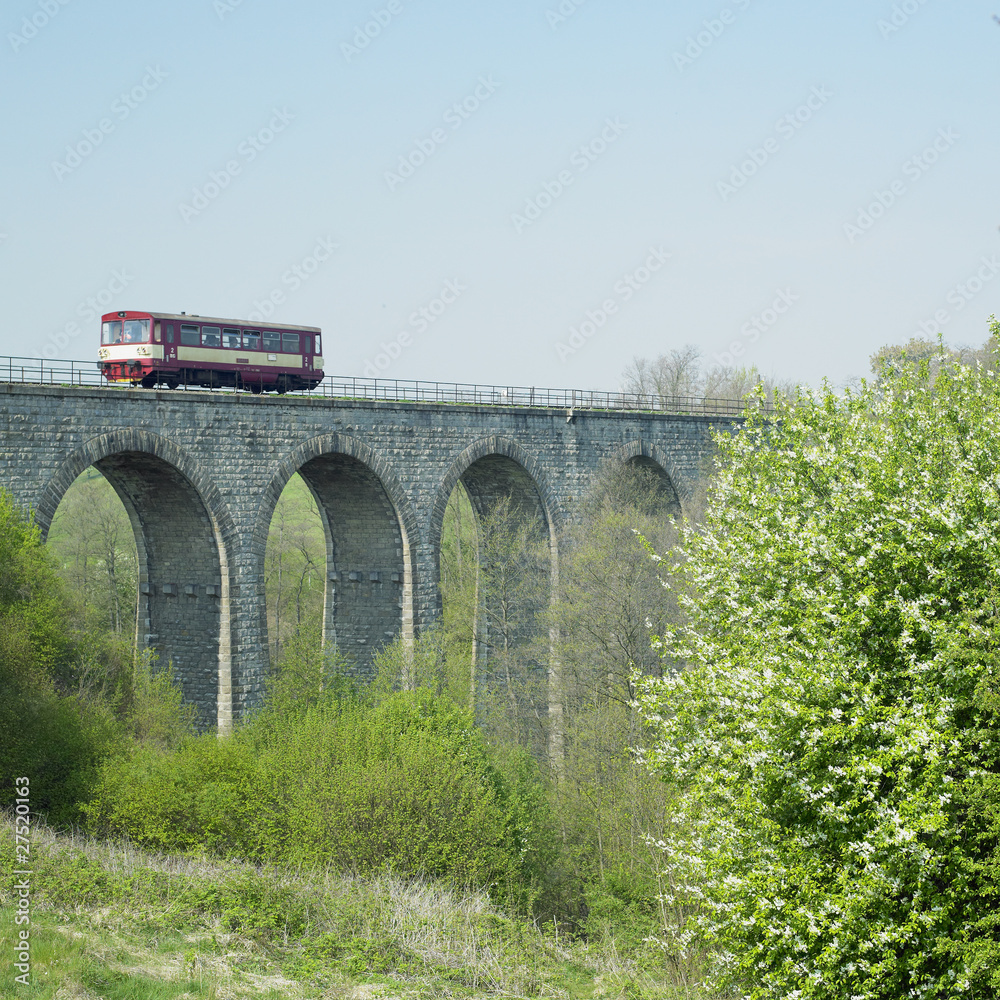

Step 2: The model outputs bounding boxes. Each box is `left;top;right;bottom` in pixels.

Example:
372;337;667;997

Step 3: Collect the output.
265;473;325;663
472;494;551;754
84;733;251;852
261;622;358;718
0;479;199;827
125;652;198;749
290;933;425;980
46;468;137;636
868;328;1000;381
0;488;123;824
550;461;682;709
85;687;549;909
369;627;469;707
246;688;552;909
638;332;1000;998
439;479;478;676
545;698;670;929
536;460;687;943
0;488;75;677
77;965;204;1000
9;816;664;999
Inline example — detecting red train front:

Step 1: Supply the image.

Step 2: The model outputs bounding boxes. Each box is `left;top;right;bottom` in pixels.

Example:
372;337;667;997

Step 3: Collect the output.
98;310;324;393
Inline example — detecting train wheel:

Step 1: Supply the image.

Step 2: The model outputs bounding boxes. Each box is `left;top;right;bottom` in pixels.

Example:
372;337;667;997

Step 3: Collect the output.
250;383;263;394
165;377;179;390
140;375;157;389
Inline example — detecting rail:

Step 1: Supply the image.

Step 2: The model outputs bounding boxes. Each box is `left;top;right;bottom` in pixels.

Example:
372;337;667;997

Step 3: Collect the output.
0;356;765;417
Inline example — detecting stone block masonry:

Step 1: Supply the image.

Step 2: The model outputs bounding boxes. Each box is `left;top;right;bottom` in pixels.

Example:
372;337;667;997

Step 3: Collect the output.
0;383;731;730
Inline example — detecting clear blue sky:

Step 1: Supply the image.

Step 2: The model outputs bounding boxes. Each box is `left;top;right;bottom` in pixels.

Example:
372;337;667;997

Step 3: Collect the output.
2;0;998;391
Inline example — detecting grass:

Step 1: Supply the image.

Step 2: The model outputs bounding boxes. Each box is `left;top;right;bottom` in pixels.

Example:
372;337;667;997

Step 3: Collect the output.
1;818;708;1000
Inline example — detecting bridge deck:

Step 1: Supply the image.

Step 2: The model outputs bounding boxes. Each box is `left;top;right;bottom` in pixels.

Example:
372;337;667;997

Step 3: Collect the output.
1;355;764;417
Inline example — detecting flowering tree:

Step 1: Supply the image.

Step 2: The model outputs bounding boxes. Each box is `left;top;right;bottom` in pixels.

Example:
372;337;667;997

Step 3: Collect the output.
638;326;1000;998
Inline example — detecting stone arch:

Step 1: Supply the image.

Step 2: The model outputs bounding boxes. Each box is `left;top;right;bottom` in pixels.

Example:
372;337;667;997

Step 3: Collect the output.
430;435;565;581
431;436;562;741
36;430;237;733
615;439;685;516
257;434;419;679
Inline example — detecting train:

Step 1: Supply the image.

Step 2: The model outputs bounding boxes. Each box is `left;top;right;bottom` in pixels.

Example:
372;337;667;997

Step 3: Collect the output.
98;310;324;393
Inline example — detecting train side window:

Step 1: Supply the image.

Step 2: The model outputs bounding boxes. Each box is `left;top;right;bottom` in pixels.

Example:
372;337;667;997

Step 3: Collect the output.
153;322;161;343
165;325;174;344
180;324;200;346
243;330;261;350
303;335;311;353
282;332;300;353
262;331;281;352
314;334;322;355
222;327;241;348
201;326;221;347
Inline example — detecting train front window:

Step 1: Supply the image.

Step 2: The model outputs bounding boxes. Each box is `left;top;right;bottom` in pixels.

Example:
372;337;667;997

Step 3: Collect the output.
122;319;150;343
101;320;122;345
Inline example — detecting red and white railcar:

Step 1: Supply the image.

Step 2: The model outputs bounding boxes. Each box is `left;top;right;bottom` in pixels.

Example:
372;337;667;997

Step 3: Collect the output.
98;310;324;393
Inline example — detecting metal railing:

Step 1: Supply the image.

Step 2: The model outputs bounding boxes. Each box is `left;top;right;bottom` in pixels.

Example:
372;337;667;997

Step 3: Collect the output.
0;357;100;388
0;356;762;417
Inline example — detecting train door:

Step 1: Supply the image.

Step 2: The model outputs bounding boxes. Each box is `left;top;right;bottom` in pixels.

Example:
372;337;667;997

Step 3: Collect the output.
163;323;177;362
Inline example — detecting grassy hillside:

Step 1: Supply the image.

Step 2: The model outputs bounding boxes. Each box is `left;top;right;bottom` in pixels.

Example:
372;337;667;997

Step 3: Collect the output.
1;818;701;1000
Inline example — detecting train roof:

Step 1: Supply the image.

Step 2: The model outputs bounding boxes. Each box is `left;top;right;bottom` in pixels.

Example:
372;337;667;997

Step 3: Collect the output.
107;311;321;333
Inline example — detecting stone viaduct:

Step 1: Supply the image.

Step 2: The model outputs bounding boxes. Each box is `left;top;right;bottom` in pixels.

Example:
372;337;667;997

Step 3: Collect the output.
0;382;733;731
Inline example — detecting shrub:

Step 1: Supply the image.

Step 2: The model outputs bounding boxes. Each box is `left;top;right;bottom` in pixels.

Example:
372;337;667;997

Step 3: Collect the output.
242;689;547;906
85;688;549;908
84;733;252;852
639;336;1000;998
0;489;123;824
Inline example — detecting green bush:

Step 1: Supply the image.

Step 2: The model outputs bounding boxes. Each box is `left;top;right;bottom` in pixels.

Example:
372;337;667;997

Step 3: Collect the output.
85;687;550;908
84;733;252;852
638;337;1000;997
0;489;124;824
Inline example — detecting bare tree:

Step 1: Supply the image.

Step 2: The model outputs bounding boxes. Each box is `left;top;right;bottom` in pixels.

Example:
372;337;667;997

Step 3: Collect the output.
704;364;795;402
621;345;705;400
622;347;794;407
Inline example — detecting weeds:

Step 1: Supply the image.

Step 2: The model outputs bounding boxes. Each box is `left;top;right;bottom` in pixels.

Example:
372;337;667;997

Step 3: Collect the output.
1;817;705;999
